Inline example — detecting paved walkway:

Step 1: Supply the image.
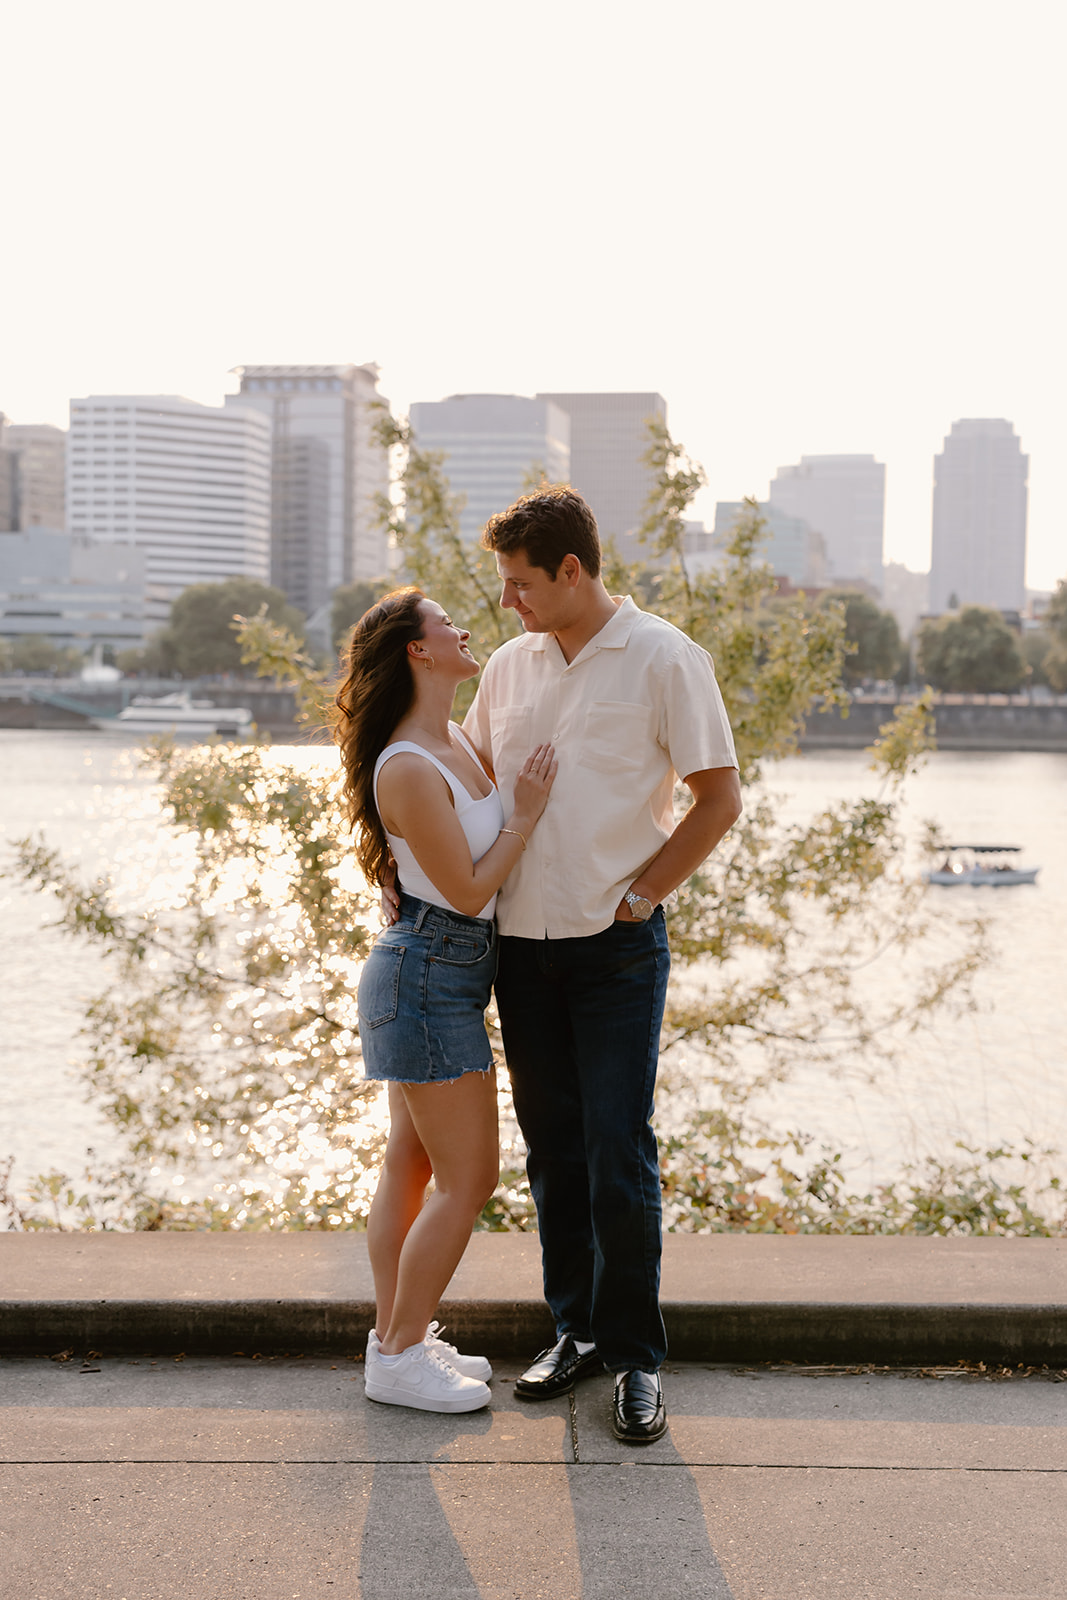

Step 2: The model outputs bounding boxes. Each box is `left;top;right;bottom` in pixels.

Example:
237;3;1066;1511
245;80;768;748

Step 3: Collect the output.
4;1349;1066;1598
4;1234;1067;1595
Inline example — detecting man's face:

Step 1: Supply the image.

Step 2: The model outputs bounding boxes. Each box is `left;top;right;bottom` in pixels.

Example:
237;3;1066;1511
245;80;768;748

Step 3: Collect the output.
496;549;572;633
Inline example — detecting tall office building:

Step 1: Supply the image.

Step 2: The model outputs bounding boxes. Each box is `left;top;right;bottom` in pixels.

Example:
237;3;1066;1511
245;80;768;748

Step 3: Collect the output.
67;396;271;621
710;502;827;588
409;395;570;542
0;429;14;531
226;363;390;610
266;435;329;619
767;455;886;592
4;422;66;527
929;419;1028;615
537;392;667;562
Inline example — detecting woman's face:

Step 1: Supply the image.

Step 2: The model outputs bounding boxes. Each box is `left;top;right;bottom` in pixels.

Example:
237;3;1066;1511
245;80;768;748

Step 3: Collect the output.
412;600;480;680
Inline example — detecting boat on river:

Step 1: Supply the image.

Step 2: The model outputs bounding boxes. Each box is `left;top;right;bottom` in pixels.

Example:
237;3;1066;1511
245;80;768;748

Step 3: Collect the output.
94;692;255;738
925;844;1040;887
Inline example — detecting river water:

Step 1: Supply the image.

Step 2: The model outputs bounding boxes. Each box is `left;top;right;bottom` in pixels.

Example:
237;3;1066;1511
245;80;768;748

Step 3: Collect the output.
1;730;1064;1207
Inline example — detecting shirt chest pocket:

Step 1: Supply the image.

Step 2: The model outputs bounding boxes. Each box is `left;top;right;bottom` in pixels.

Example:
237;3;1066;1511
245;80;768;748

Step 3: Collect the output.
489;705;533;776
578;700;653;774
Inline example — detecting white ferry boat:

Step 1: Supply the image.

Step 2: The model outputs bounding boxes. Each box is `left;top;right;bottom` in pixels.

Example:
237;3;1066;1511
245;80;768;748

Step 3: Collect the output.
925;845;1040;888
95;692;255;738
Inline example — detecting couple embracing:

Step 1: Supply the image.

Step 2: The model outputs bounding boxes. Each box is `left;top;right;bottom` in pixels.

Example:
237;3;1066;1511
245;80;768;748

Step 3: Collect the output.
334;487;740;1444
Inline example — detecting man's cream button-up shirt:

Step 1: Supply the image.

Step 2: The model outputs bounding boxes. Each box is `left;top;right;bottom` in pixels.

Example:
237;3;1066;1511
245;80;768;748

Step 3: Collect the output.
464;596;738;940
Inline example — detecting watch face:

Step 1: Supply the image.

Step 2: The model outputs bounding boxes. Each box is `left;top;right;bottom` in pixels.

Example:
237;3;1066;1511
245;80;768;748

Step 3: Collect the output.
627;892;654;920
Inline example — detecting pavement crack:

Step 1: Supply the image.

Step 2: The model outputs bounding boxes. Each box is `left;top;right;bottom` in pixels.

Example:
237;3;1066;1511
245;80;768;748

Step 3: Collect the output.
568;1390;581;1462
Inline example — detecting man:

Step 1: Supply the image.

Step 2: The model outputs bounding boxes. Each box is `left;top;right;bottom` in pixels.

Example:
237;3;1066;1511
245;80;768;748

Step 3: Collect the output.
463;486;740;1444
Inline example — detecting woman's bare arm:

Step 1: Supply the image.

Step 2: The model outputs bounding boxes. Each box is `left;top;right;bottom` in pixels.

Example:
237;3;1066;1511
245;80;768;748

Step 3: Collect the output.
377;745;555;918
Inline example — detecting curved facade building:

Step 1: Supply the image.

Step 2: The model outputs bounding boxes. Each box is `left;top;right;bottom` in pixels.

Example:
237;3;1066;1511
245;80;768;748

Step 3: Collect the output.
67;396;271;621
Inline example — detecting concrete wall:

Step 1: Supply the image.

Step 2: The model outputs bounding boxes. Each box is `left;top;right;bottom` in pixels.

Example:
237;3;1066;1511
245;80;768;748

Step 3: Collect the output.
801;695;1067;751
5;685;1067;751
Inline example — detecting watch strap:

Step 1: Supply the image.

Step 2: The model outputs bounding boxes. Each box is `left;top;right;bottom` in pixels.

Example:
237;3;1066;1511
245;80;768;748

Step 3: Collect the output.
624;890;655;921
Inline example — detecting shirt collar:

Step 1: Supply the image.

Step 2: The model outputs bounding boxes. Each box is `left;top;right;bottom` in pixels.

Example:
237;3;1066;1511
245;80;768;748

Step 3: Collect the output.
515;595;640;659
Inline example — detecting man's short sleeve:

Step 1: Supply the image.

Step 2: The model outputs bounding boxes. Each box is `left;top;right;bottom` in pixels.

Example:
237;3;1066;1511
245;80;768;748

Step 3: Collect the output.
658;641;738;779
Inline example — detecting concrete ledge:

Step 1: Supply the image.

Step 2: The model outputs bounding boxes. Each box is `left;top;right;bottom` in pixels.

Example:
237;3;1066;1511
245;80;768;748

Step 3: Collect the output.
3;1233;1066;1363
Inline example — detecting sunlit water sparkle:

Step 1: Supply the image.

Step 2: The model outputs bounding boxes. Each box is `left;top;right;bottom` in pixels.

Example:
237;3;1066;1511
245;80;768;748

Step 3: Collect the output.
1;731;1064;1209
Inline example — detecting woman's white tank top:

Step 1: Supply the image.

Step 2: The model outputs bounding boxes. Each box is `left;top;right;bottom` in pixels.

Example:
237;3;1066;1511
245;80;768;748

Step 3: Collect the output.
373;723;505;920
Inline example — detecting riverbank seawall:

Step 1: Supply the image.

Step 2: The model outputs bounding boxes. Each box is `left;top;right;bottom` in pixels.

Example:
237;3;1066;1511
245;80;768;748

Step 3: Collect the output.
4;1233;1067;1365
4;681;1067;749
0;677;304;738
801;693;1067;751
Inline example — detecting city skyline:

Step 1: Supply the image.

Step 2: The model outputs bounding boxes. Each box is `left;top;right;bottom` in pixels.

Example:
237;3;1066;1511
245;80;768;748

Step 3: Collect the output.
2;1;1064;591
3;381;1046;606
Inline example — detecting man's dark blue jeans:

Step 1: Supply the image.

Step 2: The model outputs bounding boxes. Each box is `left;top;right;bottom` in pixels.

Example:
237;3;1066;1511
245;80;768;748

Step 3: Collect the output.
495;911;671;1374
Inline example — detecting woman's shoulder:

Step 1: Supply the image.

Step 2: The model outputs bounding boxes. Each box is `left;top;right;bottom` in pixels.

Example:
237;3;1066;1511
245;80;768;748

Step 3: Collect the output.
376;744;451;785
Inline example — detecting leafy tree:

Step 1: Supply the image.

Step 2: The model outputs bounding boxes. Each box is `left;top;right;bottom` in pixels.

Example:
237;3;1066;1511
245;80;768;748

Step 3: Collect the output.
917;605;1026;692
9;742;377;1230
330;580;391;652
818;589;902;685
152;580;306;678
893;641;913;689
10;634;83;675
1043;579;1067;692
3;420;989;1232
1020;629;1051;688
114;644;149;675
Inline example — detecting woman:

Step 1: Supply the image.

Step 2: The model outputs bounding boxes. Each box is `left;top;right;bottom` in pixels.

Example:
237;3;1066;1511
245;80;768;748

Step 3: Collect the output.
335;587;555;1413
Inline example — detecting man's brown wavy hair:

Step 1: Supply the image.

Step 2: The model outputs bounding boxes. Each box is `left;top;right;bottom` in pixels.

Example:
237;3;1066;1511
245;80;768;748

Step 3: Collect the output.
333;586;425;888
481;485;601;577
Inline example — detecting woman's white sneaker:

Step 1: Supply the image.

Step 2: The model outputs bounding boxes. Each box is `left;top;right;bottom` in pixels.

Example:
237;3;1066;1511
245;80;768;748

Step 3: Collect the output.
365;1340;491;1413
367;1324;492;1383
424;1321;492;1381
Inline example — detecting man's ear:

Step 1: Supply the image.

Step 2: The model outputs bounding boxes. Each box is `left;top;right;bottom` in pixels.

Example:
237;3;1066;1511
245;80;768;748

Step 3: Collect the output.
560;554;582;587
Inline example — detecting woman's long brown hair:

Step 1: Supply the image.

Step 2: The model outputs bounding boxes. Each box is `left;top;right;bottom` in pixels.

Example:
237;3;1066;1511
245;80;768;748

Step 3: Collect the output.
333;586;425;888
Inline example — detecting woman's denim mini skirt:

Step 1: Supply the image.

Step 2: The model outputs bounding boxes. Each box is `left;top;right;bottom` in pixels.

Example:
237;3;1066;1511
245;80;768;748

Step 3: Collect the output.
358;892;497;1084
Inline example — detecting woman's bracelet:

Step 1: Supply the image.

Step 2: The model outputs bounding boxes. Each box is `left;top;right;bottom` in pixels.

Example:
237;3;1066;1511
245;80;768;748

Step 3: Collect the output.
499;827;527;851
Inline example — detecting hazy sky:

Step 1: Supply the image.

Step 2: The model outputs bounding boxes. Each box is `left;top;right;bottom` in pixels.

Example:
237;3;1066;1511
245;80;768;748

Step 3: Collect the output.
3;0;1064;588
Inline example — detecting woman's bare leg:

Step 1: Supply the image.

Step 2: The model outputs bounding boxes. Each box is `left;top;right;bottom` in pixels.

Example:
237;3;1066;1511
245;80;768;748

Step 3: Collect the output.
379;1069;499;1355
366;1084;433;1336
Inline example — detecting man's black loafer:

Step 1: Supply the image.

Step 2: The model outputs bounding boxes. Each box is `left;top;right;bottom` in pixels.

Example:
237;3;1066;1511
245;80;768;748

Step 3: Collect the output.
514;1335;603;1400
612;1370;668;1443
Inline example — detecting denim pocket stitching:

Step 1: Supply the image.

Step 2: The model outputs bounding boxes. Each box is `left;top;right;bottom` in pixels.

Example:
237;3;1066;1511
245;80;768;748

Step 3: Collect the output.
436;931;491;967
360;943;406;1027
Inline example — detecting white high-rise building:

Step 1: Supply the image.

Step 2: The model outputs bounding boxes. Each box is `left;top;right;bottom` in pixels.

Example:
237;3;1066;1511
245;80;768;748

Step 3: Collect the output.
67;396;271;620
767;454;886;593
536;392;667;563
226;363;390;609
929;419;1028;615
409;395;570;542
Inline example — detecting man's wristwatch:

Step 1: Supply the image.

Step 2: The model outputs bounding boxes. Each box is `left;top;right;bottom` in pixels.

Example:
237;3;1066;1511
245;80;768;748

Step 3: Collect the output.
624;889;656;922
